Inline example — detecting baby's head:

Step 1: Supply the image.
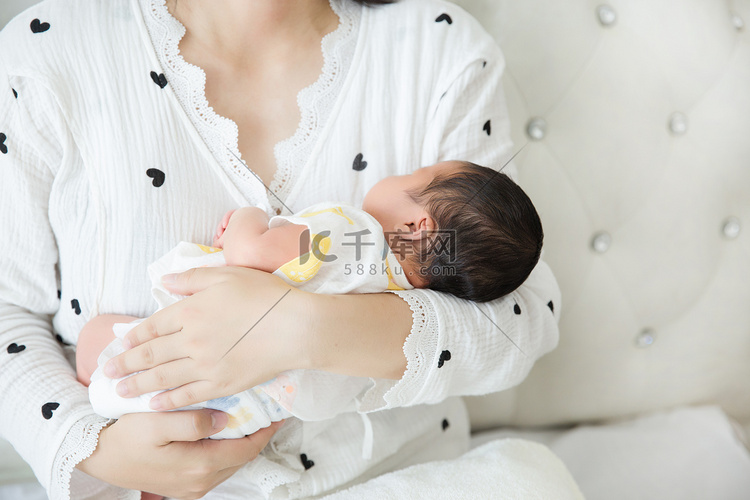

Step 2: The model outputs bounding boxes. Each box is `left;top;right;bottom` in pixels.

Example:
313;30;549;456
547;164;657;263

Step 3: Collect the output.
363;161;543;302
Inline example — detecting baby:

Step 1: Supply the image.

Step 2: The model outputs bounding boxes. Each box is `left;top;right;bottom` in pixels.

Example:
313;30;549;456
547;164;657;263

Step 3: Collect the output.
77;160;543;442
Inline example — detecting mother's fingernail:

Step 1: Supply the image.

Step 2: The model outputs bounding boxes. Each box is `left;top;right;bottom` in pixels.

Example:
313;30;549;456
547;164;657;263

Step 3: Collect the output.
211;411;228;430
116;383;129;397
103;362;116;378
162;273;178;284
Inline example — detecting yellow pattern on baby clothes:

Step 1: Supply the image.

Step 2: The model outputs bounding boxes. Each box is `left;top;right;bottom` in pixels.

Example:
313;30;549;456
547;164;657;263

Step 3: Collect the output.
300;206;355;225
384;255;405;291
276;233;332;283
227;408;254;429
196;244;223;254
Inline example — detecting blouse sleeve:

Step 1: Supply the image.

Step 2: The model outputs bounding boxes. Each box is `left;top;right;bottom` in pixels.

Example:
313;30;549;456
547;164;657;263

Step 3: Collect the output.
358;52;561;412
0;63;134;499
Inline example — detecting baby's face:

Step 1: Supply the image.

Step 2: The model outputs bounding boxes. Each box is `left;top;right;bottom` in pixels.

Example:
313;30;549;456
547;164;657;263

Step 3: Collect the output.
362;160;461;233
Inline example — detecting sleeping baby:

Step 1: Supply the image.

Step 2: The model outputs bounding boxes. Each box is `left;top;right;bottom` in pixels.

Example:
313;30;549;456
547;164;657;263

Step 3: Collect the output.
76;160;544;441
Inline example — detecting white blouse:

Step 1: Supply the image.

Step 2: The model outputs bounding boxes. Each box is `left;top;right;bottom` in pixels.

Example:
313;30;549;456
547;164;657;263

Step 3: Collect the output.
0;0;561;498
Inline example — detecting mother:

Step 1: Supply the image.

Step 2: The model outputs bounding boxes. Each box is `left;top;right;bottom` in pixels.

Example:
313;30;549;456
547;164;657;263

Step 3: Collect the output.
0;0;560;498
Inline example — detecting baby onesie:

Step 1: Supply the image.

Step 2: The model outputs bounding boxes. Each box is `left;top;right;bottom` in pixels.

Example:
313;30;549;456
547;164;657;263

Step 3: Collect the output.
88;203;413;439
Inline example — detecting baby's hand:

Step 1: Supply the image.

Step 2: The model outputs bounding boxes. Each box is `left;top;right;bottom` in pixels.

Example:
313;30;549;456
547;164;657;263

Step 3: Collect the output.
213;209;237;248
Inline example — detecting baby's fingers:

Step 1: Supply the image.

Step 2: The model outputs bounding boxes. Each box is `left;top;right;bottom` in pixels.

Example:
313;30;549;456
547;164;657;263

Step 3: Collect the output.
220;209;236;230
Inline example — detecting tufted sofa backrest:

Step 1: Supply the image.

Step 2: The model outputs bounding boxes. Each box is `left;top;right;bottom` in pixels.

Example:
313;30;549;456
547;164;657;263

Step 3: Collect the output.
454;0;750;430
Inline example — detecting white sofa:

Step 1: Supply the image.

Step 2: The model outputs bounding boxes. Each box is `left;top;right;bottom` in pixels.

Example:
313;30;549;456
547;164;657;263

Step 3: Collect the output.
454;0;750;497
2;0;749;498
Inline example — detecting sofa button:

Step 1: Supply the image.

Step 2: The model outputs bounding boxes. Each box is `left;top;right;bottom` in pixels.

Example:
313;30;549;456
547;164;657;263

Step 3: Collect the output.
732;13;744;31
635;329;656;348
596;5;617;27
722;217;741;239
591;231;612;253
526;117;547;141
668;112;688;135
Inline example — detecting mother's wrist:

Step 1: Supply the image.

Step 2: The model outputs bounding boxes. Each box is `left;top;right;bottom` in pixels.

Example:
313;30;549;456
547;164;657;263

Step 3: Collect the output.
308;292;412;379
295;291;349;373
73;420;113;478
286;288;324;371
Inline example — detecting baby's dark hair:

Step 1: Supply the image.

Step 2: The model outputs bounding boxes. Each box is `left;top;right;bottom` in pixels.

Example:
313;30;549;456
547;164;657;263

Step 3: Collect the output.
405;162;543;303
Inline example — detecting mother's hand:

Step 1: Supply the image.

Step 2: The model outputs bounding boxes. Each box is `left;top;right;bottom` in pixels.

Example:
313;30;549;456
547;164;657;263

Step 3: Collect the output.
77;410;283;499
103;266;315;410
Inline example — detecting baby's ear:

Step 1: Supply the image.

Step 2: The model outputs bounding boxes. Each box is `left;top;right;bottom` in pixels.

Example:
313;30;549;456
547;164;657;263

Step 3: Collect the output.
398;230;423;241
393;216;434;241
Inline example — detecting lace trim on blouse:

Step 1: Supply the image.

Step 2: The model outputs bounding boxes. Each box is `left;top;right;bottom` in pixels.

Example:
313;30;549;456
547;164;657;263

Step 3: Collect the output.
356;290;438;410
139;0;360;215
52;415;138;500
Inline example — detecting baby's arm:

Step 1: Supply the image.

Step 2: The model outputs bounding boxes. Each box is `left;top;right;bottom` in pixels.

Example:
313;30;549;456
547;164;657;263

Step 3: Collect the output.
82;209;305;385
213;207;309;271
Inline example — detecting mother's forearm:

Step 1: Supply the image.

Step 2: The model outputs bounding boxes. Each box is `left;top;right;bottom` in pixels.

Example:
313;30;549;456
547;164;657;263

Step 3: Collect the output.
307;292;413;380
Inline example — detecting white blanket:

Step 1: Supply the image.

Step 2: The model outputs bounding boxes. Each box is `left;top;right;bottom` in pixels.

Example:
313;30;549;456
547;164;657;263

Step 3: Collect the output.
471;406;750;500
318;438;584;500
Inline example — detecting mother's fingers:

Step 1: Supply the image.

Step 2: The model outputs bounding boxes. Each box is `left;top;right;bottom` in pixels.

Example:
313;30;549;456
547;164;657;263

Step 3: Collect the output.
123;265;248;350
149;380;225;411
161;266;238;297
122;305;185;350
106;333;186;379
114;357;196;399
154;409;229;444
197;421;285;469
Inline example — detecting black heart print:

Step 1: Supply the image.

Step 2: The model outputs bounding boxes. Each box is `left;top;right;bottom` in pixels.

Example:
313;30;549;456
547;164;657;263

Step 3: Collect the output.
7;343;26;354
352;153;368;171
483;120;491;136
513;303;521;315
435;13;453;24
0;133;7;154
150;71;168;89
55;334;71;346
437;350;451;368
71;299;81;315
30;19;51;33
547;301;554;313
442;418;450;431
42;402;59;419
146;168;165;187
12;88;18;99
300;453;315;470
